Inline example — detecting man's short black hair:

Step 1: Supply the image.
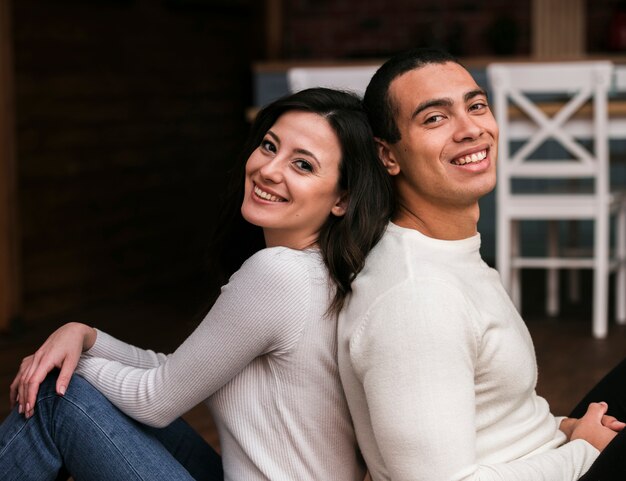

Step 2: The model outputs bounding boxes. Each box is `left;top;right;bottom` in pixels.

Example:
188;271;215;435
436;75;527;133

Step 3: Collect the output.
364;48;459;143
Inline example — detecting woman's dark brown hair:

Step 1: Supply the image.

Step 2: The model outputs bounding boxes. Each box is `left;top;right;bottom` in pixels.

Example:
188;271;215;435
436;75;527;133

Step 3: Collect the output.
211;87;393;316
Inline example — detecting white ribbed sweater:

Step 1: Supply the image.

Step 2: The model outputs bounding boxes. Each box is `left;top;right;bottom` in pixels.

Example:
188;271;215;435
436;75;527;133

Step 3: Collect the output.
338;223;599;481
76;247;365;481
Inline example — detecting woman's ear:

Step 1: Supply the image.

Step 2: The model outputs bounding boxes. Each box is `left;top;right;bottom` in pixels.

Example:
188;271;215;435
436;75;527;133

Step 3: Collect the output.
331;191;348;217
376;138;400;176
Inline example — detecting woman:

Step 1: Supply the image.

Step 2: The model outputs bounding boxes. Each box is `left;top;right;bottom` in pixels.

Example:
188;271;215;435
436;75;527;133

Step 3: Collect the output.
0;87;393;480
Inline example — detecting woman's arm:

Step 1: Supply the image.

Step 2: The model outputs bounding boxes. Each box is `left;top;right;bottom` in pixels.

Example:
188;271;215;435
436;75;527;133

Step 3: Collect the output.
12;320;178;418
83;329;170;368
74;248;313;427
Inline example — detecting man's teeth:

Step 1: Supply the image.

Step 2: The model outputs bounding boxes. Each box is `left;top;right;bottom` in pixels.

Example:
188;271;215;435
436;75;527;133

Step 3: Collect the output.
452;150;487;165
254;185;285;202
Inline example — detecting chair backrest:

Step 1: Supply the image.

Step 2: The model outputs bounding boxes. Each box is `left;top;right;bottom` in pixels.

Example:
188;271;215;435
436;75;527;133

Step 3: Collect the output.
287;65;379;96
487;61;614;199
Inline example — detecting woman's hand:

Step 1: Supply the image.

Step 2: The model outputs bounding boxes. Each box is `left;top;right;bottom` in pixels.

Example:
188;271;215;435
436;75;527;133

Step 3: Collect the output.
566;402;620;452
9;322;97;418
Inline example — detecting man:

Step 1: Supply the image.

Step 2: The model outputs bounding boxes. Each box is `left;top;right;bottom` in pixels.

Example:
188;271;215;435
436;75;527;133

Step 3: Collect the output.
338;48;623;481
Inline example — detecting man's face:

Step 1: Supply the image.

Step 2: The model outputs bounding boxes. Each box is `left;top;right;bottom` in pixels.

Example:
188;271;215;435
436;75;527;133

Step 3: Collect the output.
381;61;498;212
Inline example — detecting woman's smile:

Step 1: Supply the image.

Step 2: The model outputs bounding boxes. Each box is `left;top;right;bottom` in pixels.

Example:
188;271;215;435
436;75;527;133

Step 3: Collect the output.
253;183;287;203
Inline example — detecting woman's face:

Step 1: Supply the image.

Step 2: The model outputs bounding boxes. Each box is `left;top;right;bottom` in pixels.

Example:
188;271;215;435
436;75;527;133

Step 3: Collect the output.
241;110;347;249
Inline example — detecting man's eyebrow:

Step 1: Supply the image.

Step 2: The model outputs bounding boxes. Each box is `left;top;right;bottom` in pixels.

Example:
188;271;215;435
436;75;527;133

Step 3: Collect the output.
411;98;452;119
410;88;489;120
465;88;488;102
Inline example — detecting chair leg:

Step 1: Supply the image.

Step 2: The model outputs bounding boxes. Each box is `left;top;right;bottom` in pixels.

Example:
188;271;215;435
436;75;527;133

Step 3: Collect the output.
567;220;581;303
617;203;626;324
593;213;610;339
547;221;559;317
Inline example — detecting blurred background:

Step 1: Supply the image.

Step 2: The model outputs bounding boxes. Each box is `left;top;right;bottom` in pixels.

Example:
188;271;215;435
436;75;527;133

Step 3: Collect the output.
1;0;626;448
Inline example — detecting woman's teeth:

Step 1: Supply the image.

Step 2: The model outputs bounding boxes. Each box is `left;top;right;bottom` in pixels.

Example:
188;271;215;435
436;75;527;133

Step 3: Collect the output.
254;185;285;202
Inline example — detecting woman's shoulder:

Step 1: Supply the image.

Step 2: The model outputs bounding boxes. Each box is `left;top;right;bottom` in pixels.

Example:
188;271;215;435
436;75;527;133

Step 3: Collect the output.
242;246;322;272
223;248;326;337
233;247;324;288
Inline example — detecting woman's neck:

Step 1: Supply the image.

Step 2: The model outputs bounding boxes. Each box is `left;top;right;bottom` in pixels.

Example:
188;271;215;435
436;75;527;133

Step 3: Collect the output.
263;229;318;250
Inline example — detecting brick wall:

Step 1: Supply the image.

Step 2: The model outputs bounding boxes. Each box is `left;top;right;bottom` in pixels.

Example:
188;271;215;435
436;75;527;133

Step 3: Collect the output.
280;0;624;60
282;0;532;59
13;1;262;321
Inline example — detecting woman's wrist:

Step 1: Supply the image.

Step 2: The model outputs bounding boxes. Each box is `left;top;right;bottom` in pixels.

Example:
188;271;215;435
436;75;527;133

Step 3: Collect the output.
72;322;97;351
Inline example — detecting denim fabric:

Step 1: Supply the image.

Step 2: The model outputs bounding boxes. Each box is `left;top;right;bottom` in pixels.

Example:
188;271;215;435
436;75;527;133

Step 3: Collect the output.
0;372;222;481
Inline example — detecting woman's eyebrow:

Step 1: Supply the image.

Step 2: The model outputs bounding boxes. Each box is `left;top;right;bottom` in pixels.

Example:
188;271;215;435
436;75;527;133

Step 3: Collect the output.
294;148;321;168
268;129;321;168
267;130;280;143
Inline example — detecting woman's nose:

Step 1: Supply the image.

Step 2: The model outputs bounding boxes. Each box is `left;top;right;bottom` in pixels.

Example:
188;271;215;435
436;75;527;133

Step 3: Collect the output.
259;156;283;183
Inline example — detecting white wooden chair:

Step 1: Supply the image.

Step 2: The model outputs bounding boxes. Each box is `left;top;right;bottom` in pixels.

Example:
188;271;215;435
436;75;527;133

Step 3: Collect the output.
487;61;626;338
287;65;379;96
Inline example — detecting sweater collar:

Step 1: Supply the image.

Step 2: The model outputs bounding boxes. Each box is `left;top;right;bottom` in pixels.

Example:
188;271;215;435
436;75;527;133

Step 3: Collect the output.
387;221;482;257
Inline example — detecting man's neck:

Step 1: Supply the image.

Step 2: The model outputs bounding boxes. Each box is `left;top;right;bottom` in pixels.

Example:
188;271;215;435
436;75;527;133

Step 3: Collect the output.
393;201;480;241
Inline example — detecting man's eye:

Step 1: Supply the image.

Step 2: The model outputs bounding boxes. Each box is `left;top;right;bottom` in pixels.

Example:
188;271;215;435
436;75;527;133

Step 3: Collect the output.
424;114;444;124
470;102;488;112
294;159;313;172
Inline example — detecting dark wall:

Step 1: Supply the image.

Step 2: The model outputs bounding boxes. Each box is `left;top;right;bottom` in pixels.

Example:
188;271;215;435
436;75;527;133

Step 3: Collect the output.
280;0;626;60
281;0;532;59
13;1;262;322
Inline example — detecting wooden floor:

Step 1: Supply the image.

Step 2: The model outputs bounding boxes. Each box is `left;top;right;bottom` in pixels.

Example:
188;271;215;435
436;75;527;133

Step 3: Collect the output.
1;272;626;456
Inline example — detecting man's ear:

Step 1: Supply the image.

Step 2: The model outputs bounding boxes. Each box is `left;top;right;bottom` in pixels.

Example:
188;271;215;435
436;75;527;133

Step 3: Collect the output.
331;191;348;217
375;138;401;176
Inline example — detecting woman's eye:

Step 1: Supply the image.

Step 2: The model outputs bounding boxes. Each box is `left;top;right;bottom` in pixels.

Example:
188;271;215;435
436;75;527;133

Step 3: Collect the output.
294;159;313;172
261;139;277;153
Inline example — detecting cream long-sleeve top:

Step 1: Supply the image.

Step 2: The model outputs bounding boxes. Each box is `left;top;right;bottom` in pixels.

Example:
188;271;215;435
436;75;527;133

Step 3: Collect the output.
75;247;365;481
337;223;599;481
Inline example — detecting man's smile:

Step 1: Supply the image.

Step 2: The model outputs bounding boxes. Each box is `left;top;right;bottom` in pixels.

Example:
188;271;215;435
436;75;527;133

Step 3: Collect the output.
450;149;487;166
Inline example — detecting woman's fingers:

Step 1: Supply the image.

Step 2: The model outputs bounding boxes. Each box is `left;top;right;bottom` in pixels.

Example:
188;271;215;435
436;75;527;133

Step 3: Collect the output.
8;357;28;407
12;355;34;413
56;352;79;396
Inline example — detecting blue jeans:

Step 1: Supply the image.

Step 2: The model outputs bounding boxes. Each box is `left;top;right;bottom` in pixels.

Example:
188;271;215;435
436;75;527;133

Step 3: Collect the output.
0;371;223;480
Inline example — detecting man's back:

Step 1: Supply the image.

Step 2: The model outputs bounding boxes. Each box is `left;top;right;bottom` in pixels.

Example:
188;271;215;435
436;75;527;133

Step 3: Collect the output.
338;223;595;481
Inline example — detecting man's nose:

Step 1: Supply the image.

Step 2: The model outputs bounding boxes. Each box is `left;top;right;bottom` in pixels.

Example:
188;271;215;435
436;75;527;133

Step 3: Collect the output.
453;113;483;142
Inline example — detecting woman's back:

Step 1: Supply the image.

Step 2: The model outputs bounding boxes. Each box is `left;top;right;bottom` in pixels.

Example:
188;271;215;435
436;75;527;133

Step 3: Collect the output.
208;247;364;480
76;247;366;481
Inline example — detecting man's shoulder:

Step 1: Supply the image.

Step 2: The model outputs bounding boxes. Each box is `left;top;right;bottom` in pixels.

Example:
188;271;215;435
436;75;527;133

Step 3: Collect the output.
341;226;472;331
351;227;412;292
350;224;448;299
